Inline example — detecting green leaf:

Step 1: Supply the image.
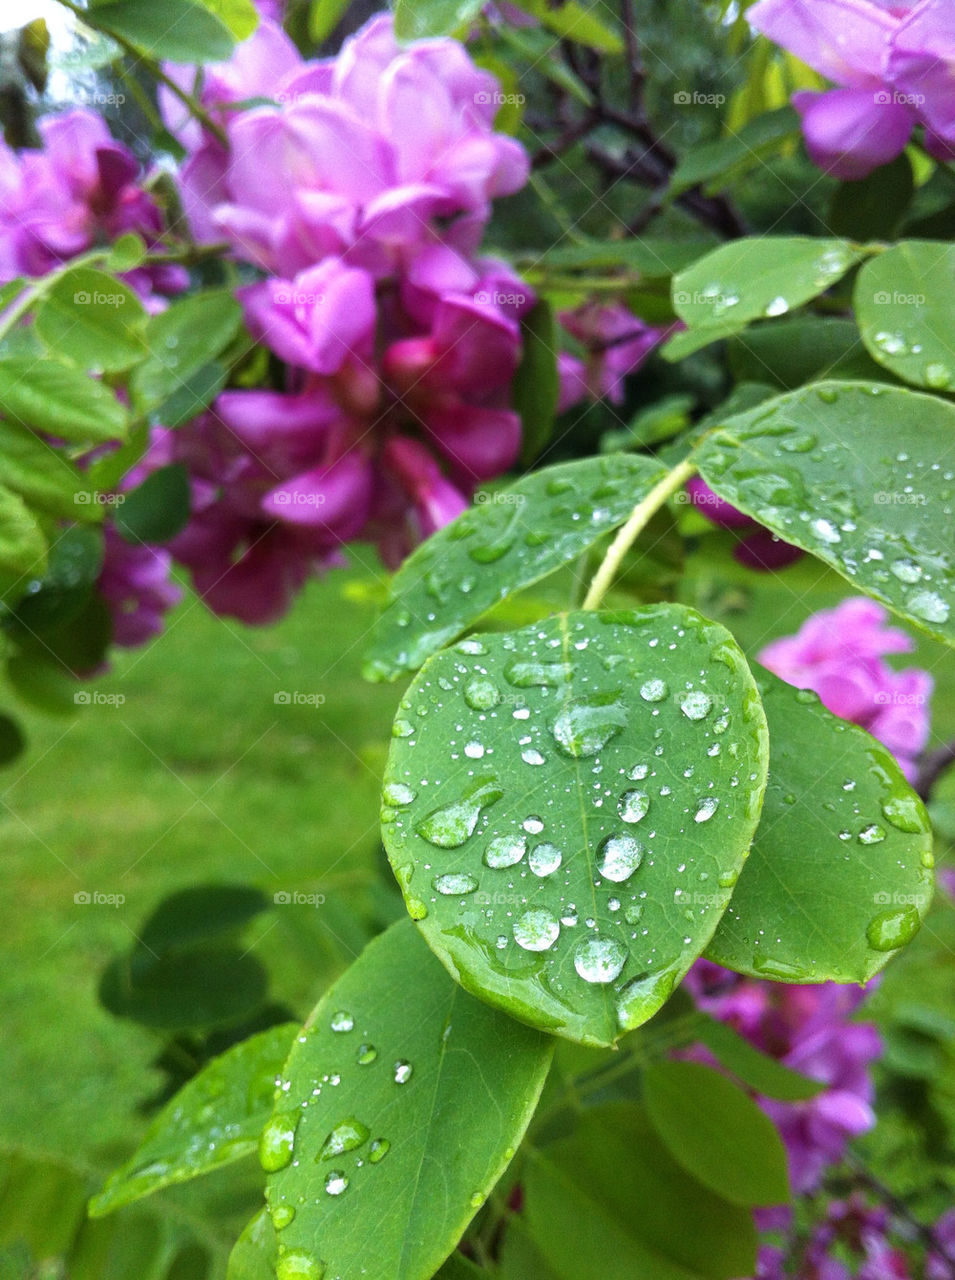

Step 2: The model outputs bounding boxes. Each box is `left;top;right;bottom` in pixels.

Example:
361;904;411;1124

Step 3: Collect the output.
381;606;768;1046
90;1022;298;1216
99;945;269;1031
0;420;96;519
0;484;46;579
0;712;26;767
693;1014;824;1102
527;237;715;280
393;0;484;39
198;0;259;40
131;290;242;407
494;25;593;106
707;670;933;982
695;380;955;648
0;357;128;443
6;652;79;716
829;154;914;241
87;0;236;63
364;455;667;681
156;361;228;427
227;1208;278;1280
514;299;559;465
517;0;623;53
669;107;799;198
10;525;103;632
854;241;955;390
115;464;190;545
523;1103;757;1279
728;317;888;390
138;883;270;952
105;232;147;273
33;268;147;373
262;918;553;1280
668;237;863;356
307;0;350;42
643;1060;790;1207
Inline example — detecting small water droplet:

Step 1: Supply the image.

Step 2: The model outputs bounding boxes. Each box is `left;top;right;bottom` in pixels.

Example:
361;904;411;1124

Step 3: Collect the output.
368;1138;390;1163
433;872;479;895
694;797;719;823
259;1113;299;1172
330;1011;354;1033
640;678;668;703
319;1117;369;1161
679;691;712;721
618;789;649;823
382;782;415;808
394;1060;413;1084
324;1170;349;1196
858;824;886;845
464;678;501;711
357;1043;378;1065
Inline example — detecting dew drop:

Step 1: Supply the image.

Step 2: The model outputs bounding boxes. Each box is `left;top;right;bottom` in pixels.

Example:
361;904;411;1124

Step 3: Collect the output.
416;779;502;848
382;782;415;808
319;1117;369;1161
484;833;526;868
357;1043;378;1065
907;589;949;624
513;908;560;951
866;906;921;952
330;1011;354;1033
259;1113;299;1173
433;872;479;895
324;1170;349;1196
573;936;626;984
597;834;644;882
679;691;712;720
394;1060;413;1084
529;842;563;876
552;696;627;758
464;678;500;711
368;1138;390;1164
881;794;926;834
694;797;719;823
618;789;649;823
640;678;668;703
858;824;886;845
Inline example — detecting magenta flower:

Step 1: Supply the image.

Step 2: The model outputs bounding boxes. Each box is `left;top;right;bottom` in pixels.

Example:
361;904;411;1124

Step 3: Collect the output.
686;476;803;571
685;960;882;1195
97;526;181;648
759;597;933;780
557;302;671;411
749;0;955;178
174;15;528;277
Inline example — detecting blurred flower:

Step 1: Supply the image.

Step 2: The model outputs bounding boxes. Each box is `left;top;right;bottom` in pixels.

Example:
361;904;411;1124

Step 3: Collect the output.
749;0;955;178
97;526;181;648
557;302;671;411
0;109;184;299
685;960;882;1195
685;476;803;570
759;597;933;781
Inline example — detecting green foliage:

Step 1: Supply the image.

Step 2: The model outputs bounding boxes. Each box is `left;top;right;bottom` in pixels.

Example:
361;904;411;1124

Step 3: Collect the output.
855;242;955;390
87;0;238;62
261;919;552;1280
381;607;768;1045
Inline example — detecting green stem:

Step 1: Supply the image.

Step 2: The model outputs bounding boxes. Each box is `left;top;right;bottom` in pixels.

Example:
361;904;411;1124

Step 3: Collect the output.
53;0;229;148
582;457;698;610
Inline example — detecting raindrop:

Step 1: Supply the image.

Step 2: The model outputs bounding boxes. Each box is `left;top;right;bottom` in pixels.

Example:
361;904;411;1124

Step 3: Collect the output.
259;1113;299;1173
416;779;502;848
522;748;546;766
394;1060;414;1085
881;794;925;834
270;1204;296;1230
764;296;789;317
484;833;527;868
640;678;668;703
319;1118;370;1161
907;590;949;624
573;937;626;984
694;797;719;823
679;691;712;720
433;872;479;895
597;834;644;882
618;789;650;823
513;908;560;951
890;559;922;585
382;783;415;807
866;906;921;952
357;1043;378;1065
529;842;562;877
858;824;886;845
368;1138;390;1163
464;678;500;711
330;1011;354;1033
523;816;545;834
324;1171;349;1196
552;696;627;758
275;1251;324;1280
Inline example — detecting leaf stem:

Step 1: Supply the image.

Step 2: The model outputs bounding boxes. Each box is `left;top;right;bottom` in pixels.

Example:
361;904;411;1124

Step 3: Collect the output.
582;457;697;610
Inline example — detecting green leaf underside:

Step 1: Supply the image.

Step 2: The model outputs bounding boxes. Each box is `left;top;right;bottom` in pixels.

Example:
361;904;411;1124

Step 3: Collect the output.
706;670;933;982
642;1060;790;1207
90;1022;298;1216
264;919;553;1280
88;0;237;62
34;267;147;372
695;380;955;649
0;485;46;579
855;241;955;390
364;454;668;681
0;420;94;518
0;357;128;443
694;1014;824;1102
668;237;863;357
382;607;768;1047
523;1104;757;1279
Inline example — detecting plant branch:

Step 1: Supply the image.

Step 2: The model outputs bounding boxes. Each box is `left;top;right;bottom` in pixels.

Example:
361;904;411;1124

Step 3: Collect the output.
583;457;698;610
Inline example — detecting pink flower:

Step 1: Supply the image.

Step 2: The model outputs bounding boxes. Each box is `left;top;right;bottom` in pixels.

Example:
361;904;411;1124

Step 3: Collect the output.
557;302;670;410
686;477;803;571
176;14;528;277
97;526;181;648
748;0;955;179
759;597;933;780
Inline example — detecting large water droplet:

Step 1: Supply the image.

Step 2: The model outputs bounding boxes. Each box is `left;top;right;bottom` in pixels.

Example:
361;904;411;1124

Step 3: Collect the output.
640;678;668;703
433;872;479;895
504;660;567;687
324;1170;349;1196
908;589;949;624
858;823;886;845
529;842;562;877
552;696;627;758
573;937;626;984
464;678;501;711
416;779;502;848
357;1043;378;1065
319;1117;370;1161
881;794;925;834
679;691;712;720
866;906;921;952
259;1113;299;1172
597;834;644;882
270;1204;296;1230
276;1250;325;1280
484;833;526;869
382;783;415;808
618;789;649;823
694;797;719;823
394;1060;413;1084
330;1011;354;1033
368;1138;390;1163
513;908;560;951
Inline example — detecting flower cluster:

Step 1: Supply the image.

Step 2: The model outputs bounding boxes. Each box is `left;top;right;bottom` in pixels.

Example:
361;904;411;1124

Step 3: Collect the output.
749;0;955;179
759;597;933;782
0;109;185;300
148;14;534;623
